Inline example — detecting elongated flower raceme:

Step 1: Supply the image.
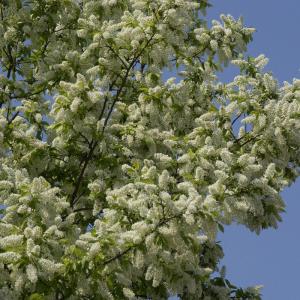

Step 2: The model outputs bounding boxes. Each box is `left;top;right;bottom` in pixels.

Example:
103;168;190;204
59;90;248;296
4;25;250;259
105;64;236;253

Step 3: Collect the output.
0;0;298;299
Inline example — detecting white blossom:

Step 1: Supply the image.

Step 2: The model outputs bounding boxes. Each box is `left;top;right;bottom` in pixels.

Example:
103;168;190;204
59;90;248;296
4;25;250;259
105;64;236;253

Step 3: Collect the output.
26;264;38;283
0;235;23;249
0;1;297;299
123;288;135;299
0;252;21;264
38;259;64;275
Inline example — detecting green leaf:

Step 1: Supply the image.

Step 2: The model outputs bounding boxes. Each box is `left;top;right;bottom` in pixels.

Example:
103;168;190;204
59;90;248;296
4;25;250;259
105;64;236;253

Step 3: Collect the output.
28;293;45;300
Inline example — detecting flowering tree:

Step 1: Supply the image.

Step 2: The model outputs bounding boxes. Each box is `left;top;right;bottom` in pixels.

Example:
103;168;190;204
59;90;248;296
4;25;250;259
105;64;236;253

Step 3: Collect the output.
0;0;299;299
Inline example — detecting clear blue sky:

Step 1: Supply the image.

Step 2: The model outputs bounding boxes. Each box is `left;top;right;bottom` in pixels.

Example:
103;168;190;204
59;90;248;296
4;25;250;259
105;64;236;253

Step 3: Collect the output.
209;1;300;299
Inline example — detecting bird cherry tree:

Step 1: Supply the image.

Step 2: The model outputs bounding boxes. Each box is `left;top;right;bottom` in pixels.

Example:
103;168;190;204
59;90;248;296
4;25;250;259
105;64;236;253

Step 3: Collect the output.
0;0;299;299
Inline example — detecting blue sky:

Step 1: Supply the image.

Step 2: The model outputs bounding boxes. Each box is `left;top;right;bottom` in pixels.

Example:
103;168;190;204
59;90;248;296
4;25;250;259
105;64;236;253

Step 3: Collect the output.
208;1;300;299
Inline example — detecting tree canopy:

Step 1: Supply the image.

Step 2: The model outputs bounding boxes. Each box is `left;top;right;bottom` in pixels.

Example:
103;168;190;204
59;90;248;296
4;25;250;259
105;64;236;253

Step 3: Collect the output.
0;0;299;299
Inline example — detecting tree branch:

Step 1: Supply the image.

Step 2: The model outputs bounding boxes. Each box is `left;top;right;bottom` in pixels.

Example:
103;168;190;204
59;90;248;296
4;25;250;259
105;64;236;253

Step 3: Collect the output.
101;213;183;268
69;32;157;207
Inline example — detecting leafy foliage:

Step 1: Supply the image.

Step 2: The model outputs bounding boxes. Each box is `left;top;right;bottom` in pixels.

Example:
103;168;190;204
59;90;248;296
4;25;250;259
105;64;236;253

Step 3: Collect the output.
0;0;299;299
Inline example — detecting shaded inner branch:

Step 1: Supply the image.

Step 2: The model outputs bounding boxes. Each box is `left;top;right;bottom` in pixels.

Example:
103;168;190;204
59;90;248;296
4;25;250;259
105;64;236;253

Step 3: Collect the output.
69;32;157;208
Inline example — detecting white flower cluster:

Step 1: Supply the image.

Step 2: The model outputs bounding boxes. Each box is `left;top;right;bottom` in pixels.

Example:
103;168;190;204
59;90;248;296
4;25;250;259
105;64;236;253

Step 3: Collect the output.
0;0;298;299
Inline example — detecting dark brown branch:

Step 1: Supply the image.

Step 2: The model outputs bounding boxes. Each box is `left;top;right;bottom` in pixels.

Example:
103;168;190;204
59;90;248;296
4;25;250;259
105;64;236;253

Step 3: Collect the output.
104;44;128;68
239;134;261;147
69;33;157;206
229;129;238;143
78;132;92;147
102;32;156;133
102;246;133;266
102;213;183;267
70;141;97;207
231;112;242;126
73;206;93;213
7;111;19;125
11;78;60;99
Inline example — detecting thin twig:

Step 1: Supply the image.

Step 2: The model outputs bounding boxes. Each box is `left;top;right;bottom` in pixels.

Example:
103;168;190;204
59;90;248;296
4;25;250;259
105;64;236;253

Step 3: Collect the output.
69;32;157;206
7;111;19;125
102;213;183;267
239;134;261;147
70;141;97;207
231;112;242;126
104;44;128;68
